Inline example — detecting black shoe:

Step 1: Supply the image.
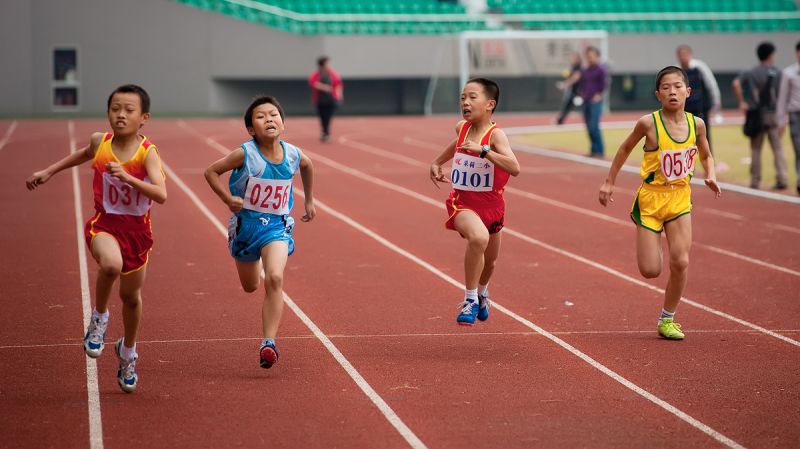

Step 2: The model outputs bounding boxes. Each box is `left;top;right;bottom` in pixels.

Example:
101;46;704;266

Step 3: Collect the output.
772;182;787;190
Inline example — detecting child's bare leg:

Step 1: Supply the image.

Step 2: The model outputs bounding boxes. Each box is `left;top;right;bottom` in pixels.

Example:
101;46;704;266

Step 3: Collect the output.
636;226;663;279
663;215;692;313
479;231;502;285
235;259;263;293
91;234;123;313
118;267;146;348
454;211;490;290
260;241;289;339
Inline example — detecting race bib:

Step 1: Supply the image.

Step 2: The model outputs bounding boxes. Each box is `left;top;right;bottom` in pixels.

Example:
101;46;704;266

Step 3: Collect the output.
660;146;698;182
451;154;494;192
102;173;152;216
243;177;292;215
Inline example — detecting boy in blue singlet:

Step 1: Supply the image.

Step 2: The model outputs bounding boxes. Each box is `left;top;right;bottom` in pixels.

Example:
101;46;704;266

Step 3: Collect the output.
205;96;316;368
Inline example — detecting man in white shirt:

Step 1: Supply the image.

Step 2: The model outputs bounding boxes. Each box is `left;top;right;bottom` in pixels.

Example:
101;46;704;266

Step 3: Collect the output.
776;41;800;195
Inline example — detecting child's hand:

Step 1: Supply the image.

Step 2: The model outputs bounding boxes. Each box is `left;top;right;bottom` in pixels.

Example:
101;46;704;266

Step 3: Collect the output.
301;199;316;222
26;170;52;191
598;181;614;206
430;163;447;188
704;178;722;198
456;140;481;155
105;162;131;183
227;196;244;213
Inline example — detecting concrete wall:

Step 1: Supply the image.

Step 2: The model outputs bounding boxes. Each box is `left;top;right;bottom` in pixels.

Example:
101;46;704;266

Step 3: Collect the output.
1;0;798;116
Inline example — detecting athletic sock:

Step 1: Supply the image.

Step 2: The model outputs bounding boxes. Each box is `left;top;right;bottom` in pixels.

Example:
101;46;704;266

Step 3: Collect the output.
478;283;489;298
261;337;275;348
659;309;675;322
120;338;136;361
92;309;109;322
464;288;478;302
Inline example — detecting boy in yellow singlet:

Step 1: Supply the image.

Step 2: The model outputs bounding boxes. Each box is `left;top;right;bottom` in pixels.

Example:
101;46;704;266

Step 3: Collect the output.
599;66;722;340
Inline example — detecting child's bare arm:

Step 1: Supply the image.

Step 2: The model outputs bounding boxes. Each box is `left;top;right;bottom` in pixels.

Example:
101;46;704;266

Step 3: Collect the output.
26;132;103;190
298;150;316;222
204;148;246;212
599;116;648;206
695;118;721;198
105;148;167;204
458;130;520;176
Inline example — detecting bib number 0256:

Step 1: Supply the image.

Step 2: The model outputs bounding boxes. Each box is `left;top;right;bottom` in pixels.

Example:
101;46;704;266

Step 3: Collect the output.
451;154;493;192
243;177;292;215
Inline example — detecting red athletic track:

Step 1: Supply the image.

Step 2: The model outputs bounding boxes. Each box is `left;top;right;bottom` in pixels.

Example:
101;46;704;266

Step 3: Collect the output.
1;114;798;449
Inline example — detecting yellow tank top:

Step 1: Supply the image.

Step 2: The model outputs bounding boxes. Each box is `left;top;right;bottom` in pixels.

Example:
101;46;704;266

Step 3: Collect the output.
640;110;698;187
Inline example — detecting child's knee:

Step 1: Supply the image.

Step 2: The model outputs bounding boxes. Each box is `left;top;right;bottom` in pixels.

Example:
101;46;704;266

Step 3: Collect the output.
119;290;141;306
242;281;260;293
638;262;661;278
670;255;690;273
98;261;122;278
467;232;490;250
264;272;283;291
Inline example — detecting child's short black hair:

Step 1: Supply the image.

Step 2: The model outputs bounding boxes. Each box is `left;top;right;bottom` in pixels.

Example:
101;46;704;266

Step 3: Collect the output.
655;66;688;89
317;56;329;68
107;84;150;113
467;77;500;112
795;40;800;52
757;42;776;61
244;95;285;129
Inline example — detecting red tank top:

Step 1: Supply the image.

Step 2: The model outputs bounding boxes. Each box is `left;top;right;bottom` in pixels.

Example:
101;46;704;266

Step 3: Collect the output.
451;121;509;207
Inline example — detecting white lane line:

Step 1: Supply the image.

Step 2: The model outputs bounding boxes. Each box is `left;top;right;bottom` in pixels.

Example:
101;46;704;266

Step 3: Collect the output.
0;120;18;151
6;328;800;350
163;134;428;449
68;121;104;449
766;223;800;235
303;148;800;348
349;136;800;277
298;191;744;449
703;208;744;221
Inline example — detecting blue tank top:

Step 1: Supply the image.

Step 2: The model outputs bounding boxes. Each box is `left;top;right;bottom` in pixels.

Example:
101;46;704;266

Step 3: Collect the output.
229;139;302;219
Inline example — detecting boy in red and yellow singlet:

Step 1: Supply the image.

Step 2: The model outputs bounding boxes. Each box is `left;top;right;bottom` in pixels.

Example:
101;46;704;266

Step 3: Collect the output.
27;85;166;392
430;78;520;326
599;67;721;340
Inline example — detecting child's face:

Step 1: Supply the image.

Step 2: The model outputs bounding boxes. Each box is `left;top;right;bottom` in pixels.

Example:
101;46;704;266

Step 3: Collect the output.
460;82;495;121
248;102;284;141
107;93;149;135
655;73;691;110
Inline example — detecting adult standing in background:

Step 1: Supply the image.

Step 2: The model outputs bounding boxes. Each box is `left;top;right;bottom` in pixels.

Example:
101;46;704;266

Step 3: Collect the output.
563;46;610;158
676;45;721;152
776;41;800;196
555;53;583;125
733;42;788;190
309;56;343;142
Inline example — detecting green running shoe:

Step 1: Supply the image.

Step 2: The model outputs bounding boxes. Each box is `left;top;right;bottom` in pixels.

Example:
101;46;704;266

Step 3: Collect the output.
658;318;685;340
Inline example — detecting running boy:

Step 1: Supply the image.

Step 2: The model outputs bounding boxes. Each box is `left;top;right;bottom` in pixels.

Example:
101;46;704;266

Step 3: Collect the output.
26;84;166;392
205;96;315;368
430;78;520;326
599;66;721;340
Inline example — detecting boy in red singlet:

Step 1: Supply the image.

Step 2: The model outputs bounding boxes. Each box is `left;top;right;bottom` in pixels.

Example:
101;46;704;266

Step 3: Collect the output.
26;85;166;393
430;78;521;326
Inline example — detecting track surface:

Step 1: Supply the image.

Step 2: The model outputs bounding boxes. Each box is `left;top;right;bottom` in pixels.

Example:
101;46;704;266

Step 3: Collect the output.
1;115;798;449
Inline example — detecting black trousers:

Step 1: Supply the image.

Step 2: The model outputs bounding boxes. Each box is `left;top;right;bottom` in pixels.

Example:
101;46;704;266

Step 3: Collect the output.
317;103;337;136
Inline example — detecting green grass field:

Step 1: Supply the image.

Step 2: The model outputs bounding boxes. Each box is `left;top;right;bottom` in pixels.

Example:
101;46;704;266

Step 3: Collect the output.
514;124;798;190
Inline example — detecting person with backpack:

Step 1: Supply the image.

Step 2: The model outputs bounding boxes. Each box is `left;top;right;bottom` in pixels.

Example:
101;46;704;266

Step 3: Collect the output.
733;42;788;190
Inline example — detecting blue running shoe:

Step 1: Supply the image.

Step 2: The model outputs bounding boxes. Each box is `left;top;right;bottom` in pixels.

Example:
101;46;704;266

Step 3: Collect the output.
114;339;138;394
456;299;478;326
259;338;279;369
477;294;491;322
82;316;108;358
